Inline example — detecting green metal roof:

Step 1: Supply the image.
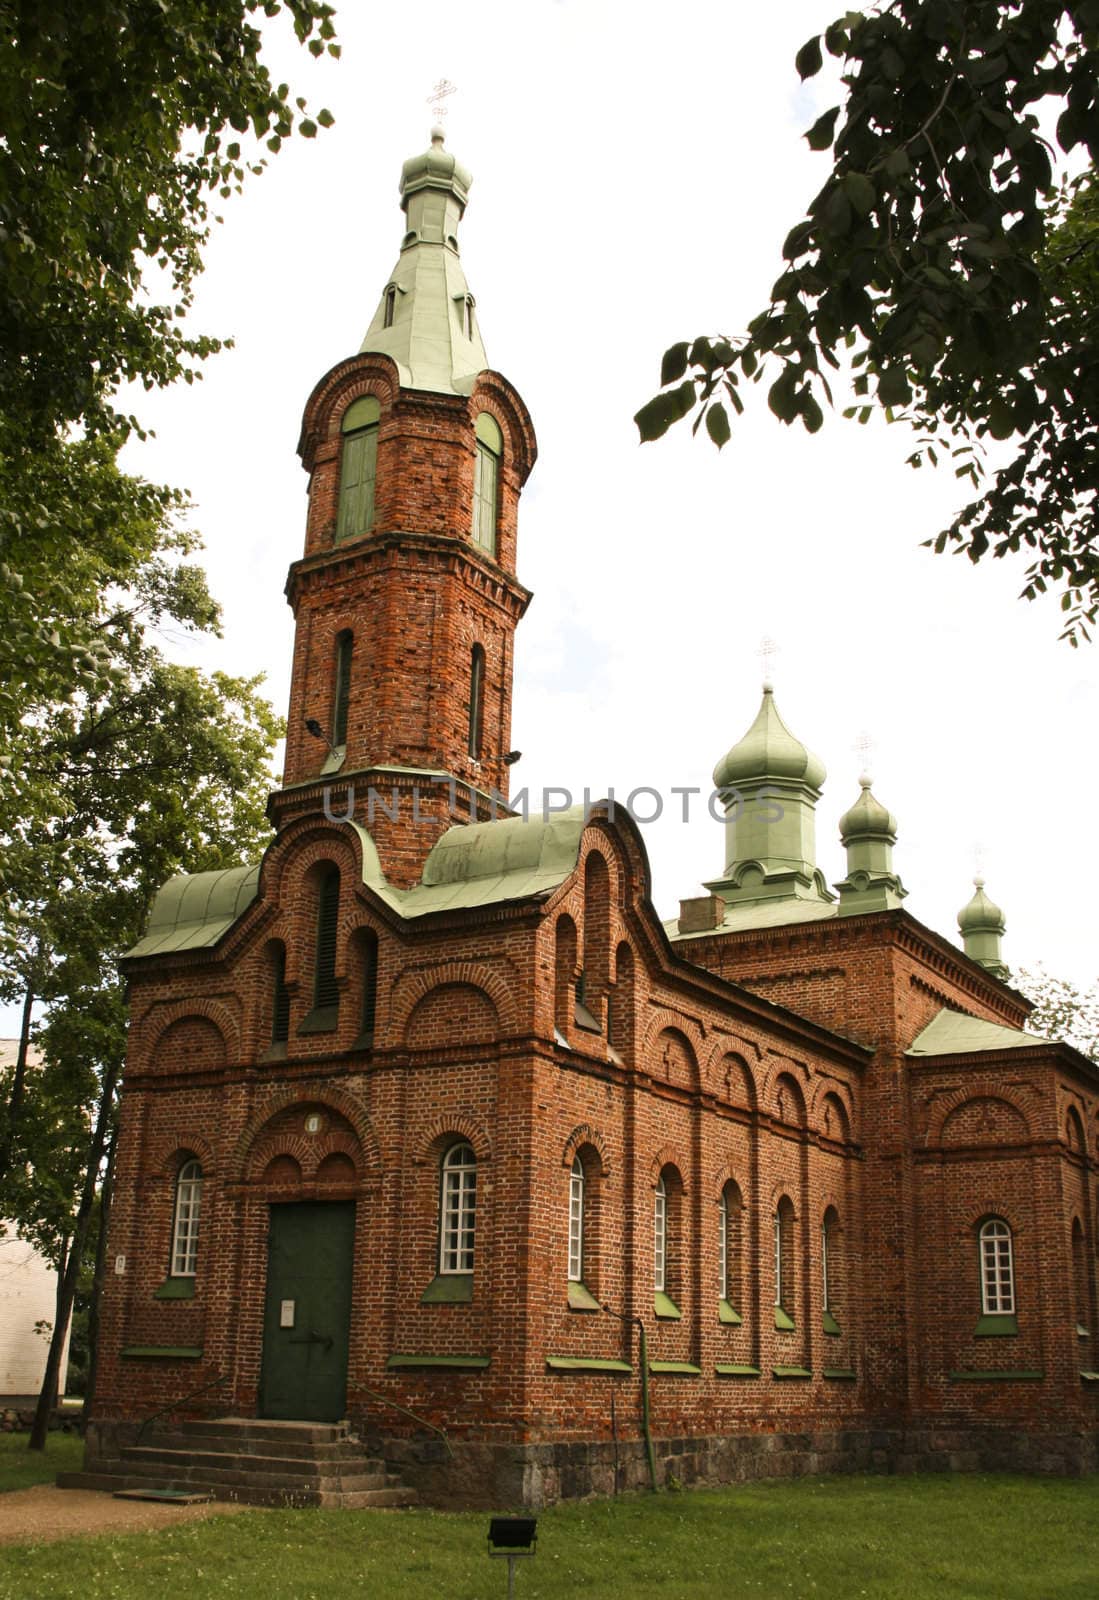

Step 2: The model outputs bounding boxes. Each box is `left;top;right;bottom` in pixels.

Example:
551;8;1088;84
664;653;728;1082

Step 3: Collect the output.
713;687;826;792
666;898;838;943
359;130;487;396
125;809;593;960
906;1007;1044;1057
125;864;261;958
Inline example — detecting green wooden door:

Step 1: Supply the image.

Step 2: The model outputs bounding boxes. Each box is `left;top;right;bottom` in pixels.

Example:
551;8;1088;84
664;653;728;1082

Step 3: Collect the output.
260;1202;355;1422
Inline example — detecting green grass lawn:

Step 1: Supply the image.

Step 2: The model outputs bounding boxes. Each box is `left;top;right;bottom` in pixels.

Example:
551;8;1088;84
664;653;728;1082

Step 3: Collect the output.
0;1472;1096;1600
0;1431;84;1494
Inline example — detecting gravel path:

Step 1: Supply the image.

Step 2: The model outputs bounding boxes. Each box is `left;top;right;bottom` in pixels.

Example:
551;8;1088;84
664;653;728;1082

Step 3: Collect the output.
0;1484;253;1546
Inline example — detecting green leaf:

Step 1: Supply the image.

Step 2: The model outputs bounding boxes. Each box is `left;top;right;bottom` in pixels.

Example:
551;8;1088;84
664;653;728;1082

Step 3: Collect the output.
782;220;814;260
877;367;911;406
767;371;799;423
299;119;318;138
705;403;731;448
795;35;823;80
317;108;335;129
634;380;696;442
987;398;1015;440
661;342;690;385
843;171;876;217
805;107;840;152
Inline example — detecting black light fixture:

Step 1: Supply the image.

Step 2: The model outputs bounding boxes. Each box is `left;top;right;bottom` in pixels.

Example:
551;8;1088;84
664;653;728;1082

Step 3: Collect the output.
487;1517;537;1597
502;750;522;766
304;717;337;755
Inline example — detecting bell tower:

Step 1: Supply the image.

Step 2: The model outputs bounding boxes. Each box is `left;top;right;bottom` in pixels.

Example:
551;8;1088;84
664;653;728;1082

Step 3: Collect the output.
273;130;538;887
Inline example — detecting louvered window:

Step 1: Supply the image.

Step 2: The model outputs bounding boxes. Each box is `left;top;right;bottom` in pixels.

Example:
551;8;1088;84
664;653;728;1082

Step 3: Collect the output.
360;930;378;1041
472;413;502;557
337;396;380;542
313;867;340;1011
332;631;353;748
271;945;290;1044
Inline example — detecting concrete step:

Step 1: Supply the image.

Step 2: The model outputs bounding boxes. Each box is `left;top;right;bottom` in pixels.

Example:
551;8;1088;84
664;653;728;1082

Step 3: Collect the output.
58;1466;417;1510
124;1445;388;1482
177;1418;351;1446
117;1458;390;1495
144;1433;374;1462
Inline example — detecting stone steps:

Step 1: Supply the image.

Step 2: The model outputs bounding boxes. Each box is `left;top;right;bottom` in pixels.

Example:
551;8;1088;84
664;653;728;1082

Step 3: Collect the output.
61;1416;418;1510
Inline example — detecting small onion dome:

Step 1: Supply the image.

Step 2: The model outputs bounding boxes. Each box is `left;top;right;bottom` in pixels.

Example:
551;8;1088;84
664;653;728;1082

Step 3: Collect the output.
839;777;897;843
400;126;472;210
958;876;1005;935
713;687;827;791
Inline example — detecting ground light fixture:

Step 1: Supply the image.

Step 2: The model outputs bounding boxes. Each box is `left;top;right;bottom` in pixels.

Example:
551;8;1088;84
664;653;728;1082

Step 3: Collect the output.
487;1517;537;1597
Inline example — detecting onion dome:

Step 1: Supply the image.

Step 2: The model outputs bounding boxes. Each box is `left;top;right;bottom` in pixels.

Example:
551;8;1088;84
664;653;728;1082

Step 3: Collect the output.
958;877;1005;935
839;777;897;843
713;687;826;792
400;126;472;212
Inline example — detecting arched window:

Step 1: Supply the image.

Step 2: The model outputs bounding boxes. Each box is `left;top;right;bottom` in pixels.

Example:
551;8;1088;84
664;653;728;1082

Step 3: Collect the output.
979;1217;1015;1315
463;294;476;340
332;630;353;749
719;1181;744;1323
337;395;380;542
313;866;340;1014
654;1175;667;1293
568;1155;585;1283
468;644;485;760
472;412;502;557
270;943;290;1045
383;284;397;329
654;1166;683;1317
822;1206;842;1333
171;1159;203;1278
439;1143;477;1274
1072;1218;1088;1336
554;915;577;1042
774;1196;795;1327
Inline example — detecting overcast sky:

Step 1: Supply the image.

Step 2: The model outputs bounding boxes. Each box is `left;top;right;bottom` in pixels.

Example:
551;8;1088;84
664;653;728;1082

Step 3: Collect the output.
6;2;1095;1038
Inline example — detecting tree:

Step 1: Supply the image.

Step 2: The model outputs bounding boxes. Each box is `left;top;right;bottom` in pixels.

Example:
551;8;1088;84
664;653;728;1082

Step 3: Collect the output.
1018;967;1099;1061
636;1;1099;642
0;1;338;727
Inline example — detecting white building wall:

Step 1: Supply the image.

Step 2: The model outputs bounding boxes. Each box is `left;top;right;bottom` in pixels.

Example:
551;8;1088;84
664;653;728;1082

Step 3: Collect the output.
0;1223;70;1403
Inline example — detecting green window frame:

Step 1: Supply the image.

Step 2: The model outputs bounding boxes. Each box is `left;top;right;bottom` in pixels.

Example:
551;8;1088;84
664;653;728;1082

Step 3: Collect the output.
472;412;502;557
337;395;380;543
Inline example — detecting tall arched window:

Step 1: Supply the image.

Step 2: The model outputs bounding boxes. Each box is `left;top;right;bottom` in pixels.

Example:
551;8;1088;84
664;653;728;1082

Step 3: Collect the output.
332;630;353;749
1072;1218;1088;1336
468;644;485;760
822;1206;842;1333
439;1143;477;1274
979;1217;1015;1315
774;1196;795;1327
654;1166;683;1318
357;928;378;1045
383;284;397;329
654;1175;667;1293
719;1181;744;1323
473;413;502;557
568;1155;585;1283
313;866;340;1013
171;1159;203;1278
337;395;380;542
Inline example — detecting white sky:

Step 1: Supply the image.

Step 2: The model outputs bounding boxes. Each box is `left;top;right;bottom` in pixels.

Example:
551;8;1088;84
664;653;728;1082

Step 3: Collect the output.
7;1;1096;1035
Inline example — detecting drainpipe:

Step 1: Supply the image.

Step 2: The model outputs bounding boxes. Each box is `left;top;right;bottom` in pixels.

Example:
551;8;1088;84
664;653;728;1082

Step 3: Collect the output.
603;1303;658;1493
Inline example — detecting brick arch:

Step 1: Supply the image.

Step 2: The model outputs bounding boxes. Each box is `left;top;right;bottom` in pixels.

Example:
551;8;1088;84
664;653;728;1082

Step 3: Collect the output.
258;819;364;908
390;959;515;1039
648;1147;688;1190
770;1069;809;1128
1065;1104;1086;1153
132;998;241;1066
768;1181;800;1216
927;1090;1031;1147
957;1198;1028;1238
248;1119;362;1184
813;1085;854;1143
710;1161;748;1201
707;1049;758;1110
144;1131;217;1179
405;982;498;1050
759;1056;810;1116
299;352;402;471
639;1010;705;1066
417;1113;492;1165
469;371;538;483
228;1085;380;1183
562;1124;610;1175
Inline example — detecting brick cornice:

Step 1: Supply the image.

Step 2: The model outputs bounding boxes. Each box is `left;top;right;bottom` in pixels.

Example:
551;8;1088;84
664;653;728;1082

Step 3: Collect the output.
284;528;532;619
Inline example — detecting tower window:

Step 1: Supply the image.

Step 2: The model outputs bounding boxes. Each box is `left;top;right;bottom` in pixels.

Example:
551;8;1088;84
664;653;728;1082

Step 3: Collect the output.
358;928;378;1044
313;866;340;1012
468;643;485;760
171;1158;203;1278
383;284;398;329
464;293;476;339
271;943;290;1045
439;1142;477;1275
473;412;502;558
337;395;380;542
332;630;353;749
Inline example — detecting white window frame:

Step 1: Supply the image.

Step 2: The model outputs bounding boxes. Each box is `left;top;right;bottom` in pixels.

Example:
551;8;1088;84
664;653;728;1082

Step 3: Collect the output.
568;1155;584;1283
171;1159;203;1278
979;1217;1015;1314
821;1217;830;1312
718;1191;728;1303
774;1210;783;1309
654;1176;667;1293
439;1142;477;1275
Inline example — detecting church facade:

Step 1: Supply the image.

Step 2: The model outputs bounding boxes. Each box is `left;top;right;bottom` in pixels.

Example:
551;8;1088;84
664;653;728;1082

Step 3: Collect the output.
84;133;1099;1506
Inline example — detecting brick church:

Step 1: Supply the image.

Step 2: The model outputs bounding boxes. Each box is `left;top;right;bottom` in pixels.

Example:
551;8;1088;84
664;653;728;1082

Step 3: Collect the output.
81;131;1099;1506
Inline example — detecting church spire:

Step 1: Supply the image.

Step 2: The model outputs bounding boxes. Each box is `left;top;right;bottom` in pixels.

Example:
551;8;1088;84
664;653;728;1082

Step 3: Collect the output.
958;877;1010;980
359;128;488;395
834;776;907;914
